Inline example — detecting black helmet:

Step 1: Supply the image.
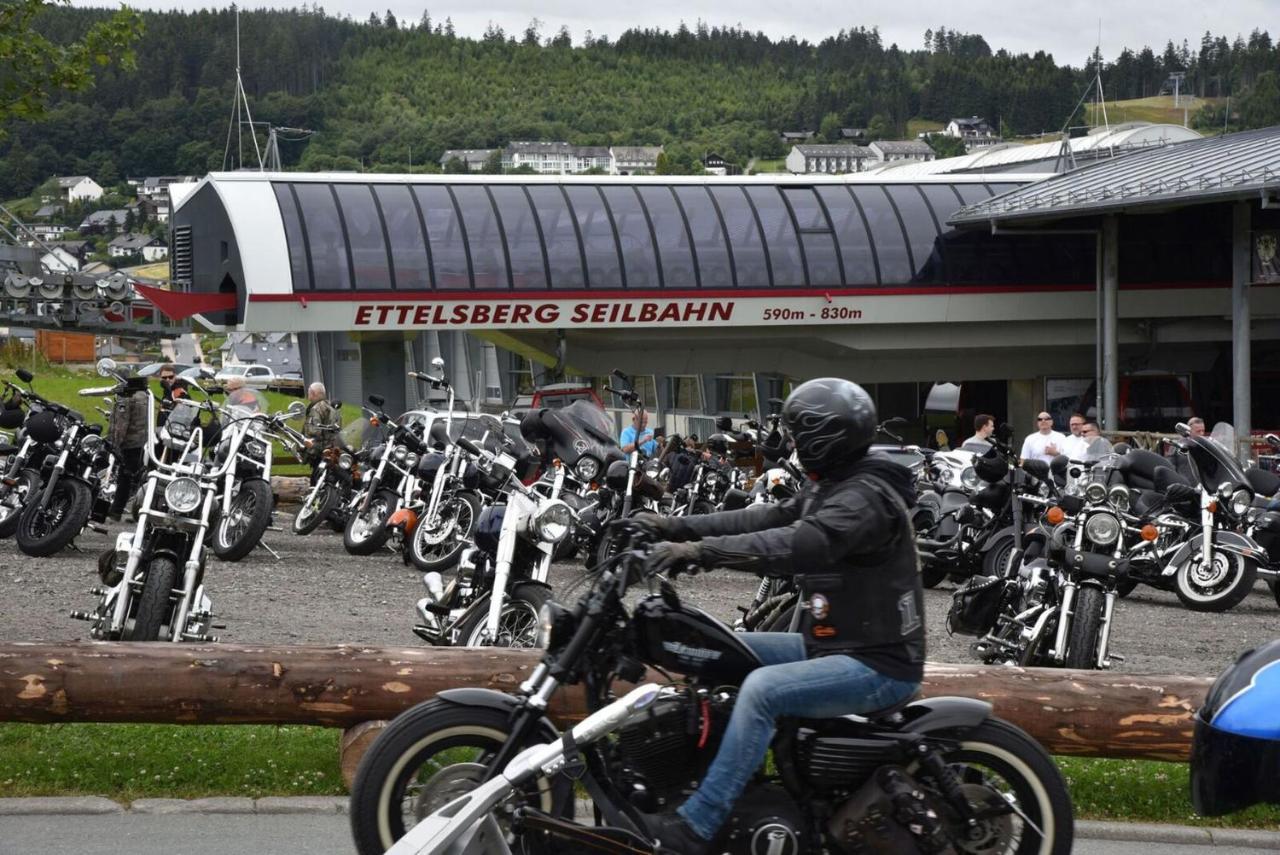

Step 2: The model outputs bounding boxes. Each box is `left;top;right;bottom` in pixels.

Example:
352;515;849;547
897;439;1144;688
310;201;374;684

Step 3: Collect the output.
706;433;731;456
25;410;62;444
1191;639;1280;816
973;448;1009;484
782;378;875;474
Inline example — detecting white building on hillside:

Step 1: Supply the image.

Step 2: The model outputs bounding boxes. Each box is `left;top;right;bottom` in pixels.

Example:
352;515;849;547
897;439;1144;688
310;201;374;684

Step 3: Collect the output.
610;146;664;175
55;176;104;203
439;149;497;172
869;140;936;164
503;142;612;174
786;144;875;174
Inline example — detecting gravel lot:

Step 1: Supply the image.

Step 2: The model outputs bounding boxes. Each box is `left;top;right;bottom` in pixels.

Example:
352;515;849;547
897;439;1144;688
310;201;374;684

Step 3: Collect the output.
0;512;1276;678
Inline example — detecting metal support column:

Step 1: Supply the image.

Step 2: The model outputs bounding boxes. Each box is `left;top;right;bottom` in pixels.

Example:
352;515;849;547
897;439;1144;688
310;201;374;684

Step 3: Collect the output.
1232;201;1252;460
1101;215;1119;432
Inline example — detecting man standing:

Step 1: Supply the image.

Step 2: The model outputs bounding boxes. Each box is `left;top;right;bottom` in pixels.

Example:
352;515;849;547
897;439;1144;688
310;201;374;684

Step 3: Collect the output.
960;414;996;453
1187;417;1206;437
303;382;339;454
1020;412;1067;464
620;408;658;456
108;376;150;521
1060;413;1089;460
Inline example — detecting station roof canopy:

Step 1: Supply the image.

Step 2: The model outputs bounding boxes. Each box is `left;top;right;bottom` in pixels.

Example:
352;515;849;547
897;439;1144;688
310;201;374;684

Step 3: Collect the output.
950;125;1280;226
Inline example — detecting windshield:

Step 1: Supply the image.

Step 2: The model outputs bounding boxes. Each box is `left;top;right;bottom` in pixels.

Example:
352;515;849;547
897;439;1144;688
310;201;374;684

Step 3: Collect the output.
168;399;203;429
342;416;387;451
220;366;248;375
1187;431;1248;490
221;388;268;422
1082;436;1115;462
560;399;617;445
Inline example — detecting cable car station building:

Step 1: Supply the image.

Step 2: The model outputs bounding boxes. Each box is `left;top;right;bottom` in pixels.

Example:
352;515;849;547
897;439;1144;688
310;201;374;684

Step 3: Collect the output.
169;126;1280;441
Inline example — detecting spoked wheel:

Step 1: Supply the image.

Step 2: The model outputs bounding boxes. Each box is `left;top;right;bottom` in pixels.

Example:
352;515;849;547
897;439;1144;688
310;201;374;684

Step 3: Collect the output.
457;584;552;648
922;720;1074;855
16;478;92;556
0;468;40;539
348;702;567;855
344;489;397;556
293;481;340;536
1174;549;1256;612
1063;585;1104;669
125;557;178;642
213;479;273;562
408;491;480;572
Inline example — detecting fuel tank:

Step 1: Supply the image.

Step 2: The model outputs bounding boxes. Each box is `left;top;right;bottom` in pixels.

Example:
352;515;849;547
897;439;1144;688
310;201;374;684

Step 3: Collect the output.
631;594;763;684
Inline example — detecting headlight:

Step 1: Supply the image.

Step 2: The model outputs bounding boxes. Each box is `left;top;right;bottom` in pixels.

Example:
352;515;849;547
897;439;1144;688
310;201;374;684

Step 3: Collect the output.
536;601;576;650
338;452;353;470
1108;484;1130;512
1084;482;1108;504
532;499;573;543
404;452;419;469
392;444;408;463
1084;512;1121;546
80;433;102;453
164;477;203;514
244;439;267;458
960;466;979;490
168;422;191;440
574;456;600;482
1230;488;1252;517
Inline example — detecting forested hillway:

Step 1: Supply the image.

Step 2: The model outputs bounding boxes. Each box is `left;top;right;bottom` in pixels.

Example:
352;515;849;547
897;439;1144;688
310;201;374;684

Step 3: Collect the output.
2;7;1278;200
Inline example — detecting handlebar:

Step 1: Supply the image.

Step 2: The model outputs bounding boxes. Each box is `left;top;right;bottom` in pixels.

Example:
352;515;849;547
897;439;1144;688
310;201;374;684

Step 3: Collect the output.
79;386;119;397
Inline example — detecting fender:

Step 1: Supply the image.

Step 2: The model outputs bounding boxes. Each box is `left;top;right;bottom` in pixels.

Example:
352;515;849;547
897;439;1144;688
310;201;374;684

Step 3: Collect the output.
1162;530;1266;576
434;688;561;738
895;696;993;735
979;525;1016;554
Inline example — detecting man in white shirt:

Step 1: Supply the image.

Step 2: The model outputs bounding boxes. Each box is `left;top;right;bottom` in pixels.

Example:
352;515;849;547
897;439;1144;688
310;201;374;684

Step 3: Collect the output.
1060;413;1089;460
1020;411;1066;463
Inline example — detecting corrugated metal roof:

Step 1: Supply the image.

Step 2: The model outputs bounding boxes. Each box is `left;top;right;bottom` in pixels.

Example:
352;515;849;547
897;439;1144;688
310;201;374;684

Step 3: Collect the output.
950;125;1280;225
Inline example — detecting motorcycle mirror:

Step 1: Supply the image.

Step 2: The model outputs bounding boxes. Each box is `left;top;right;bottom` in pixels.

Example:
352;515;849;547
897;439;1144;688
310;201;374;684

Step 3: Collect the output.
1174;422;1191;437
15;368;33;384
1267;434;1280;449
430;356;445;372
368;394;386;408
286;400;305;418
611;368;629;383
95;357;117;378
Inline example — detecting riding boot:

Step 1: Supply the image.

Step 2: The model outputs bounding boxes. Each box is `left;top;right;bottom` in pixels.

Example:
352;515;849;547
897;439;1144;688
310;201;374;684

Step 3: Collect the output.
637;810;709;855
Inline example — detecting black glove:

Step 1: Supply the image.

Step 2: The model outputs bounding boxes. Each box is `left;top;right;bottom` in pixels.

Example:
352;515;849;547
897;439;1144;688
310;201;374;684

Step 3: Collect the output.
760;429;787;463
645;541;703;577
608;514;671;541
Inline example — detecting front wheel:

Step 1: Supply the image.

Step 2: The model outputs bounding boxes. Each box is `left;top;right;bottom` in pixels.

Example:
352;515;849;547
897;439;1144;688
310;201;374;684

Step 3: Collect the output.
293;480;340;536
126;557;178;642
456;583;552;648
1174;548;1256;612
0;468;40;539
344;489;397;556
16;478;92;556
213;479;273;562
1063;585;1104;669
408;491;480;572
926;718;1074;855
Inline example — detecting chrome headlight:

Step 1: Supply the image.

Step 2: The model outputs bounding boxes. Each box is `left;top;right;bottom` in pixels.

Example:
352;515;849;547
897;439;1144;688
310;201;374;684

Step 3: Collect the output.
532;499;573;543
960;466;979;491
164;477;203;514
392;444;408;463
536;601;576;650
574;455;600;482
244;439;267;458
80;433;103;454
338;452;353;470
0;430;13;446
1230;488;1252;517
404;452;419;469
1107;484;1130;512
1084;512;1121;546
1084;482;1108;504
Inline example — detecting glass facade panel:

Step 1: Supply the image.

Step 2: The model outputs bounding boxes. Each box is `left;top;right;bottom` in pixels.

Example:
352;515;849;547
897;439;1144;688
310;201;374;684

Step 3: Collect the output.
716;376;758;415
952;183;993;207
272;183;311;292
636;187;696;289
919;184;965;225
373;184;431;290
744;186;804;287
886;185;941;282
710;186;769;288
673;186;734;288
565;186;623;289
781;187;828;231
801;233;842;286
600;187;660;289
452;185;508;289
850;185;910;284
293;183;352;291
526;186;584;289
333;183;391;291
816;186;875;284
413;185;469;289
666;376;702;411
488;186;546;290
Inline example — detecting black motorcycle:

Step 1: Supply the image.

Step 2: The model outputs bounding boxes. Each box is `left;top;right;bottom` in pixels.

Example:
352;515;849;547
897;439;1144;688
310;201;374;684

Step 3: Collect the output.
351;526;1074;855
0;369;73;539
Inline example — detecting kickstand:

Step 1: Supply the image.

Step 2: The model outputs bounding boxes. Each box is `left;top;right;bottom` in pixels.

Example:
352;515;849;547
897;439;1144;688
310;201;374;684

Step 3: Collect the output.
256;539;282;560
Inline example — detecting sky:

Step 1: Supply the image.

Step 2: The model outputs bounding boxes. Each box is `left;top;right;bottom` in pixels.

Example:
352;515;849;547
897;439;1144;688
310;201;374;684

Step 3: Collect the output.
73;0;1273;67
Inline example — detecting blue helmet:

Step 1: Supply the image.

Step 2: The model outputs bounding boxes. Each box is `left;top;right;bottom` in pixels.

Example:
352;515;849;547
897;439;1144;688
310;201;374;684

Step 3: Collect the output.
1191;639;1280;815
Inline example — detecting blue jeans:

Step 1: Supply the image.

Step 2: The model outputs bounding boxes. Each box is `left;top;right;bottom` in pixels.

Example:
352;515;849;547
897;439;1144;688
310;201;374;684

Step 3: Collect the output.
677;634;920;841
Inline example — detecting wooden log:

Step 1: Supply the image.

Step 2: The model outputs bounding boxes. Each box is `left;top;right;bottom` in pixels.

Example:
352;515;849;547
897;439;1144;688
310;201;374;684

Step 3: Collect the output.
340;720;385;789
270;476;310;506
0;643;1211;762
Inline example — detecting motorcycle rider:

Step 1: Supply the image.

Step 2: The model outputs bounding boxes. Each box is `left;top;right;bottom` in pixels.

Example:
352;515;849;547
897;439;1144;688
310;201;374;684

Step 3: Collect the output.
630;377;925;853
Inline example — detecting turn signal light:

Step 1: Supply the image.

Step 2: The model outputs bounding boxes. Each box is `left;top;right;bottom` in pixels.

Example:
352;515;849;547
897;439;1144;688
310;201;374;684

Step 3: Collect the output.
1141;524;1159;541
1207;500;1218;514
1045;507;1065;525
370;417;380;427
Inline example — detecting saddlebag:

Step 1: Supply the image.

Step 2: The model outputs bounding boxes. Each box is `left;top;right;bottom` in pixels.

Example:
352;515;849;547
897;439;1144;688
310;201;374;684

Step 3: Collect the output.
946;574;1007;637
827;765;950;853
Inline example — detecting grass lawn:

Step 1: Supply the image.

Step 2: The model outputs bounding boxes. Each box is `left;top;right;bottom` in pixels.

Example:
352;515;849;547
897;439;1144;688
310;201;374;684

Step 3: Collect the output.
907;118;945;138
4;723;1280;828
1084;95;1223;127
750;158;787;173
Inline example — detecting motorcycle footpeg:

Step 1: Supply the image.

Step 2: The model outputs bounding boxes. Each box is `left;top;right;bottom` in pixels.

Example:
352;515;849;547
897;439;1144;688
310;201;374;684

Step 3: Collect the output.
412;624;443;644
512;807;651;852
69;610;92;621
86;523;108;534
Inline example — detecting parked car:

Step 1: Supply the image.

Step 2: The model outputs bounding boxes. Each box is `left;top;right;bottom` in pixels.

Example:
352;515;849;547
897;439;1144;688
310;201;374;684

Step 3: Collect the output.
136;362;215;381
214;364;278;388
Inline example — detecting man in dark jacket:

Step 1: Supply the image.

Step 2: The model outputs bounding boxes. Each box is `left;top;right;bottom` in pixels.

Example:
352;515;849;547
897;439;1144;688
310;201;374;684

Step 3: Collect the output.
108;377;150;520
635;378;925;853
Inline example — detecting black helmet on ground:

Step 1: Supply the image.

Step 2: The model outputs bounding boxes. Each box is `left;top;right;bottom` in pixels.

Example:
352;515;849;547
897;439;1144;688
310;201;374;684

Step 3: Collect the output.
705;433;731;456
782;378;876;475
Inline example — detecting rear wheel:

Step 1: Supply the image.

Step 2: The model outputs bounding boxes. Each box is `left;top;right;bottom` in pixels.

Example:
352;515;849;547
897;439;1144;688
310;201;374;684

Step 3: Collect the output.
1063;585;1104;669
408;491;480;572
293;481;340;536
982;536;1016;578
127;557;178;642
344;489;397;556
456;584;552;648
213;478;273;562
0;468;40;539
921;563;949;588
16;478;92;556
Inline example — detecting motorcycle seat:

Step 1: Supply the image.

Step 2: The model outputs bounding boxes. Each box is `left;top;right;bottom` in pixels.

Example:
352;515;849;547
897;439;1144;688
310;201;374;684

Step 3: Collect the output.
788;691;920;727
1246;468;1280;498
1131;490;1166;518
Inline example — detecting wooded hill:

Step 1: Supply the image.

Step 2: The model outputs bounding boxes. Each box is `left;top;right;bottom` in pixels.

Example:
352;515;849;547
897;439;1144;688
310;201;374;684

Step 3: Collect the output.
3;7;1279;201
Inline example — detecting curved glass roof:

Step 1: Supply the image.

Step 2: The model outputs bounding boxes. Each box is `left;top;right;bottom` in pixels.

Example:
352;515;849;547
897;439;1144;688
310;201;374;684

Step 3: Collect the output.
267;177;1039;292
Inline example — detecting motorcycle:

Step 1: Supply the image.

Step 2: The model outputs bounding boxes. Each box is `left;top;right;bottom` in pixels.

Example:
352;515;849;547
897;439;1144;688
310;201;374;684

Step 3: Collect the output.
0;371;59;539
208;386;289;562
343;396;431;556
71;363;224;642
353;526;1074;855
411;429;565;648
289;404;349;536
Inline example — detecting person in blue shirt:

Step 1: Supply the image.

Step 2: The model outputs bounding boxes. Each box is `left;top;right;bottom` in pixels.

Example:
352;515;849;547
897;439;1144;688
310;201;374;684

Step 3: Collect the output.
620;408;659;457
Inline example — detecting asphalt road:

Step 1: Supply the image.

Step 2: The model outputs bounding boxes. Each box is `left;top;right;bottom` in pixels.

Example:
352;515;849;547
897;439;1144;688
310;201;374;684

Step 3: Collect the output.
0;513;1277;678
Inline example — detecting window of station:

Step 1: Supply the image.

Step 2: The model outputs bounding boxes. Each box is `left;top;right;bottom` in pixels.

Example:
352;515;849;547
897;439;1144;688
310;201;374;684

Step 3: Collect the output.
710;186;770;288
637;187;697;289
565;186;624;289
743;186;804;287
272;184;311;292
716;376;758;415
673;186;735;289
885;185;943;283
782;187;841;287
488;185;547;290
666;375;703;411
373;184;432;290
817;186;876;285
526;186;585;289
600;186;661;289
292;183;352;291
413;184;470;290
850;185;911;284
333;183;392;290
951;183;994;207
451;185;509;289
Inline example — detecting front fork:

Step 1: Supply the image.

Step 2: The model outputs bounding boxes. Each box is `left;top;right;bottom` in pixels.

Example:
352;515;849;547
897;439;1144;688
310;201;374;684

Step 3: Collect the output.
109;477;157;634
481;496;527;642
170;490;216;642
1049;580;1076;662
301;461;328;509
1200;499;1216;569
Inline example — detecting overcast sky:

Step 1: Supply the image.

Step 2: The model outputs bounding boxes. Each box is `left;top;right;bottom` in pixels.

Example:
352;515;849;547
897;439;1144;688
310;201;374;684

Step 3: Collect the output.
75;0;1272;67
